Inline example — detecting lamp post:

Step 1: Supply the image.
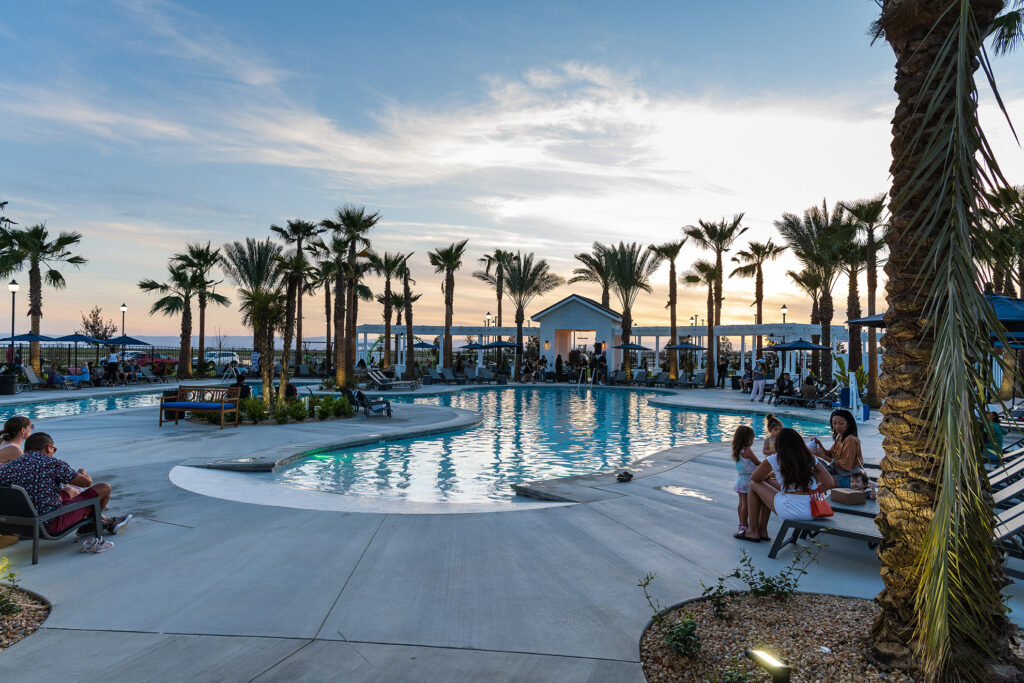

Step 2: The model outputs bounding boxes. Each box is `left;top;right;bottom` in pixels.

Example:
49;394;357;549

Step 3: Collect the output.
485;312;491;364
780;304;789;376
8;280;18;365
781;304;788;325
120;302;128;359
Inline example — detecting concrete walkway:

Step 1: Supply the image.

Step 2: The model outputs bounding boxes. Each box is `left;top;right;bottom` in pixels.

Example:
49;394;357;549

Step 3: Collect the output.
0;389;1021;682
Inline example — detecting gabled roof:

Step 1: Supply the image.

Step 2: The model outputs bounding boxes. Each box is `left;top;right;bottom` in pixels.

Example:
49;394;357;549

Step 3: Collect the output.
531;294;621;322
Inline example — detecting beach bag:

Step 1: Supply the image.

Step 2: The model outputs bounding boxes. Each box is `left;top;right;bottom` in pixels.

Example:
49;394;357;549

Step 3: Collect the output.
809;484;833;517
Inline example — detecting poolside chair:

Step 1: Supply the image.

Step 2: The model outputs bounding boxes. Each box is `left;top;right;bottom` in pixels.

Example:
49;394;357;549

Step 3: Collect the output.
368;369;420;390
629;370;647;385
19;367;45;392
442;368;466;385
609;370;626;385
477;367;497;384
140;366;168;383
646;371;670;387
427;368;446;384
0;484;103;565
354;390;392;418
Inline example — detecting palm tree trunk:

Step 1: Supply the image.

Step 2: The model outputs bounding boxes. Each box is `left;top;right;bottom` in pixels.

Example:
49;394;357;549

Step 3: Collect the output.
259;323;273;407
705;285;715;387
755;266;763;359
668;259;678;380
496;270;503;327
999;348;1016;400
601;283;610;309
324;281;332;368
383;279;392;370
394;307;402;371
810;298;821;377
514;309;524;381
295;286;303;367
819;290;833;383
621;310;633;380
848;271;862;374
346;276;356;376
197;292;207;373
714;253;723;326
177;299;193;380
335;267;346;386
28;262;42;374
443;270;454;368
867;227;879;400
404;273;415;380
278;277;297;405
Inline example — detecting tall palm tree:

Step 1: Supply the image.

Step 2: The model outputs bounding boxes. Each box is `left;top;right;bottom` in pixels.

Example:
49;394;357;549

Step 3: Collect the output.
221;238;284;404
370;251;409;371
839;240;868;375
270;220;324;365
173;242;229;372
306;256;335;368
274;249;309;405
787;268;824;376
569;243;614;308
428;240;469;369
684;214;748;325
389;289;420;369
730;239;786;359
138;263;202;379
480;251;563;381
775;200;855;383
402;256;417;381
0;224;87;373
608;242;662;379
648;239;687;379
842;195;888;400
474;250;512;326
870;1;1023;676
314;231;349;385
682;260;719;387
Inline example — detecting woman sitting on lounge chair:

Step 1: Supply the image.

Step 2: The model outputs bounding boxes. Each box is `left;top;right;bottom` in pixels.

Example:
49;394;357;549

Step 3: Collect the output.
736;428;834;542
809;409;863;488
68;362;91;388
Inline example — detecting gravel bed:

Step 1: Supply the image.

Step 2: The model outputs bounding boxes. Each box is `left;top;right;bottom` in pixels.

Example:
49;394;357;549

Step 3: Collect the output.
642;593;911;681
0;587;49;650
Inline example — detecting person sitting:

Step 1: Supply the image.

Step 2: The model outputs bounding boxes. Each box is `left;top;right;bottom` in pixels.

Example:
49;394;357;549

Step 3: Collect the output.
285;382;298;399
809;409;864;487
736;427;835;542
46;362;67;388
0;416;32;464
983;407;1004;463
520;360;535;383
739;365;753;392
770;372;795;405
0;432;132;547
233;374;252;399
800;376;817;401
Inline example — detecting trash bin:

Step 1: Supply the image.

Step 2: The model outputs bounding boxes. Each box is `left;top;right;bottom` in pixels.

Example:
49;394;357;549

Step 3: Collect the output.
839;387;851;408
862;403;870;422
730;376;740;390
0;374;16;395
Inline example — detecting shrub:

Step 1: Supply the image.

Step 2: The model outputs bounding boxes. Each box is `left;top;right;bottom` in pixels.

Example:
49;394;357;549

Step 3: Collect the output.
0;556;21;616
287;400;307;422
334;395;353;417
319;377;336;391
273;404;290;424
240;397;268;424
638;572;701;659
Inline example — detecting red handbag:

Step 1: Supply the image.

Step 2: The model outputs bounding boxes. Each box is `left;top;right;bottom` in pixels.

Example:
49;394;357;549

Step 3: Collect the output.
809;485;833;517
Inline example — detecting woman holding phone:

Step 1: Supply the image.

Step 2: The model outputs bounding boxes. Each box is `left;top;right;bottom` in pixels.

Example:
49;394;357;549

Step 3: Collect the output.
809;409;863;488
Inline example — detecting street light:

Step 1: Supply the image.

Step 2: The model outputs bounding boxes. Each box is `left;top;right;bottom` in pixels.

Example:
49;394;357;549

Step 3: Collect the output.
120;302;128;359
781;304;788;324
8;280;18;365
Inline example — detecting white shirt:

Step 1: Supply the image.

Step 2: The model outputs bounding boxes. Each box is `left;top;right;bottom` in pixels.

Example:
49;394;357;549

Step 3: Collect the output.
107;353;118;363
766;454;821;493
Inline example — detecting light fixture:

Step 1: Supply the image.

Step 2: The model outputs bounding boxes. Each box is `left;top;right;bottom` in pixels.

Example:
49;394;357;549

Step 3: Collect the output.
746;649;791;682
120;303;127;313
543;340;550;350
7;280;18;293
486;311;491;321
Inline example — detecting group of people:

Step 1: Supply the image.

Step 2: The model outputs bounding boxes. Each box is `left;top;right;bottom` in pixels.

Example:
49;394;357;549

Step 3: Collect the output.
0;416;131;553
731;409;865;542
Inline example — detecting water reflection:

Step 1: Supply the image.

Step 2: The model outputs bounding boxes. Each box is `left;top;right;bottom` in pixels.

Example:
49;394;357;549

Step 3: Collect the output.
273;387;830;503
0;391;163;423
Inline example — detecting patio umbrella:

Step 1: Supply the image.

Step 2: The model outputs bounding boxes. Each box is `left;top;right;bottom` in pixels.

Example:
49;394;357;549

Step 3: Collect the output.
483;340;519;348
664;342;704;351
106;335;151;346
55;334;104;365
0;333;55;342
461;342;484;350
846;313;885;328
613;343;650;350
770;338;831;351
848;296;1024;331
412;341;438;349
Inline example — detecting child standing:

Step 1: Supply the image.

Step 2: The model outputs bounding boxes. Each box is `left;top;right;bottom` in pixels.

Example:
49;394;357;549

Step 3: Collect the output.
732;425;759;535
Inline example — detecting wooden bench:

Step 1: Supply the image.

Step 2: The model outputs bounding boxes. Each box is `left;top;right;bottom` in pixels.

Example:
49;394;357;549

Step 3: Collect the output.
159;385;240;428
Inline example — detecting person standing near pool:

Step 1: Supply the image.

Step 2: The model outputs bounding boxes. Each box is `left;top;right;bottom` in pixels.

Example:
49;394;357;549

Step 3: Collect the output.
0;416;32;463
105;347;119;384
749;361;768;402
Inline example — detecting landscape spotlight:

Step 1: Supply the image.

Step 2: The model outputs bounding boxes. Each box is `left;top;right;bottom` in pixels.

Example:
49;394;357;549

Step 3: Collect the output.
745;649;791;682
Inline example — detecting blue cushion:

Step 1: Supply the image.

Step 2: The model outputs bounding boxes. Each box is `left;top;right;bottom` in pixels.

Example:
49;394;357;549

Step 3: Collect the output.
163;402;236;410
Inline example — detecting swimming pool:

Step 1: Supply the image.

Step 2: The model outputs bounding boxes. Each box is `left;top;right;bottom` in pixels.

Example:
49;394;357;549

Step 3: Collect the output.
0;391;163;423
271;386;832;504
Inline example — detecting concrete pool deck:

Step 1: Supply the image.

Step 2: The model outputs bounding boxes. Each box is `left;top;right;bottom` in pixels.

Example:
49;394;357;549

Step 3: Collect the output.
0;387;1020;682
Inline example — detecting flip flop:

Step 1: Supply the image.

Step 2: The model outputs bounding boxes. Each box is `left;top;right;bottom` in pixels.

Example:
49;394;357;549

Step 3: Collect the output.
733;532;761;542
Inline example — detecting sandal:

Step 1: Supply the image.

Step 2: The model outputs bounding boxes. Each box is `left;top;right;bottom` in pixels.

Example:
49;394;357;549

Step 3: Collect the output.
733;532;761;542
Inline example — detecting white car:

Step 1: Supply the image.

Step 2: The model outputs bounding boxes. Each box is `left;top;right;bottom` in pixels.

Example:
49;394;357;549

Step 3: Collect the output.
192;351;241;367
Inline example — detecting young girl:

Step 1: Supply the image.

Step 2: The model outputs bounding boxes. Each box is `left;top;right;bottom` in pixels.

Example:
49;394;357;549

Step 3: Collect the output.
762;414;783;456
732;425;759;535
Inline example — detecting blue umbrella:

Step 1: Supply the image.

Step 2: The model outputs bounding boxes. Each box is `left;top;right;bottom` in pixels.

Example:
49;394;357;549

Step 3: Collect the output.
483;340;519;349
770;338;831;351
105;335;151;346
461;342;484;350
849;296;1024;330
613;343;651;351
55;334;104;344
412;341;438;349
846;313;884;328
664;342;704;351
0;333;55;342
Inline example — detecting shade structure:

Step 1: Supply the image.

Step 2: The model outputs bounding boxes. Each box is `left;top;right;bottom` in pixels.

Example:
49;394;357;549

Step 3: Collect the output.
483;340;519;349
105;335;151;346
846;313;885;328
412;341;438;349
847;296;1024;331
664;342;705;351
613;343;651;351
461;342;484;350
770;338;831;352
0;333;55;342
54;334;105;344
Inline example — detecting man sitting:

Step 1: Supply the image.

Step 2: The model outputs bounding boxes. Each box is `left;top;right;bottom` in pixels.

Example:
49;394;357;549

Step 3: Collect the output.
0;432;131;551
771;372;795;405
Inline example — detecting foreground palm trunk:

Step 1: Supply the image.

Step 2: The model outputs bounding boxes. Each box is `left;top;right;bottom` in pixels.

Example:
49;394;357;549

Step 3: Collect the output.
334;268;346;386
704;286;714;387
197;292;207;374
28;263;42;374
867;229;880;399
404;272;415;380
177;302;192;380
277;277;297;405
874;0;1016;677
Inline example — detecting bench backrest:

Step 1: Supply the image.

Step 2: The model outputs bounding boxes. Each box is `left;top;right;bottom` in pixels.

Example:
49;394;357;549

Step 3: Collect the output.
0;485;39;518
174;386;240;403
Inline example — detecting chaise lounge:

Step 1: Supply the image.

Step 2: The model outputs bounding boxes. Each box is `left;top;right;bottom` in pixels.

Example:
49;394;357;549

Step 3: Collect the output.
0;484;103;564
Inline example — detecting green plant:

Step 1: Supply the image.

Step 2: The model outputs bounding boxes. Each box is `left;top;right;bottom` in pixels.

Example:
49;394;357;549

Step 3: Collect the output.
834;356;869;393
732;541;824;601
638;572;701;659
319;377;336;391
239;397;267;424
700;573;738;619
287;399;307;421
0;556;21;616
273;406;289;424
715;661;755;683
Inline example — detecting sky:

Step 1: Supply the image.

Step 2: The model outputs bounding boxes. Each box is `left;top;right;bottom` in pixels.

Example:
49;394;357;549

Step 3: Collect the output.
1;1;1023;339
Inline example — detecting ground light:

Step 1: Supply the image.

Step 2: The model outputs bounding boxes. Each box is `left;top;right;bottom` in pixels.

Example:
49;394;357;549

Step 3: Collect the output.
745;649;791;682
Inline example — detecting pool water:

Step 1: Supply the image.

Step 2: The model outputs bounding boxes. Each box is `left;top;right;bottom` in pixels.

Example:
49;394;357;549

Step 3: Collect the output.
272;387;831;503
0;391;163;423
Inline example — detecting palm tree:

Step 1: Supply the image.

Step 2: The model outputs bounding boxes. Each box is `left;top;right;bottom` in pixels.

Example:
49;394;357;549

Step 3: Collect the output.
0;224;87;373
173;242;229;372
730;240;786;359
274;249;309;405
389;289;420;369
221;238;284;404
474;250;512;326
842;195;888;400
775;200;855;383
682;260;719;387
608;242;662;379
138;263;202;379
306;256;336;368
314;231;349;385
402;256;417;381
480;251;563;380
428;240;469;369
870;2;1023;676
838;240;868;375
787;268;824;376
684;214;748;325
370;251;409;371
648;239;687;379
270;220;324;365
569;243;614;308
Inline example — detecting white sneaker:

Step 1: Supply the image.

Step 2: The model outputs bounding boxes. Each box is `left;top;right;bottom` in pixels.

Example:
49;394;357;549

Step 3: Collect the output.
80;537;114;554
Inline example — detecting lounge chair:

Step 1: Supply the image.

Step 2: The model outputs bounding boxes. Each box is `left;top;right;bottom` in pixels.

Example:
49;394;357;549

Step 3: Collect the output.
140;366;168;383
354;389;392;418
609;370;626;385
368;369;420;390
19;367;45;392
0;484;103;565
427;368;446;384
442;368;466;385
477;367;497;384
646;371;670;387
629;370;647;385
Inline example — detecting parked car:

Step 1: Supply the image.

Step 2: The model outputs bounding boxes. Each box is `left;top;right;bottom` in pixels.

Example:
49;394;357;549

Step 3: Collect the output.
134;353;177;372
192;351;241;367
